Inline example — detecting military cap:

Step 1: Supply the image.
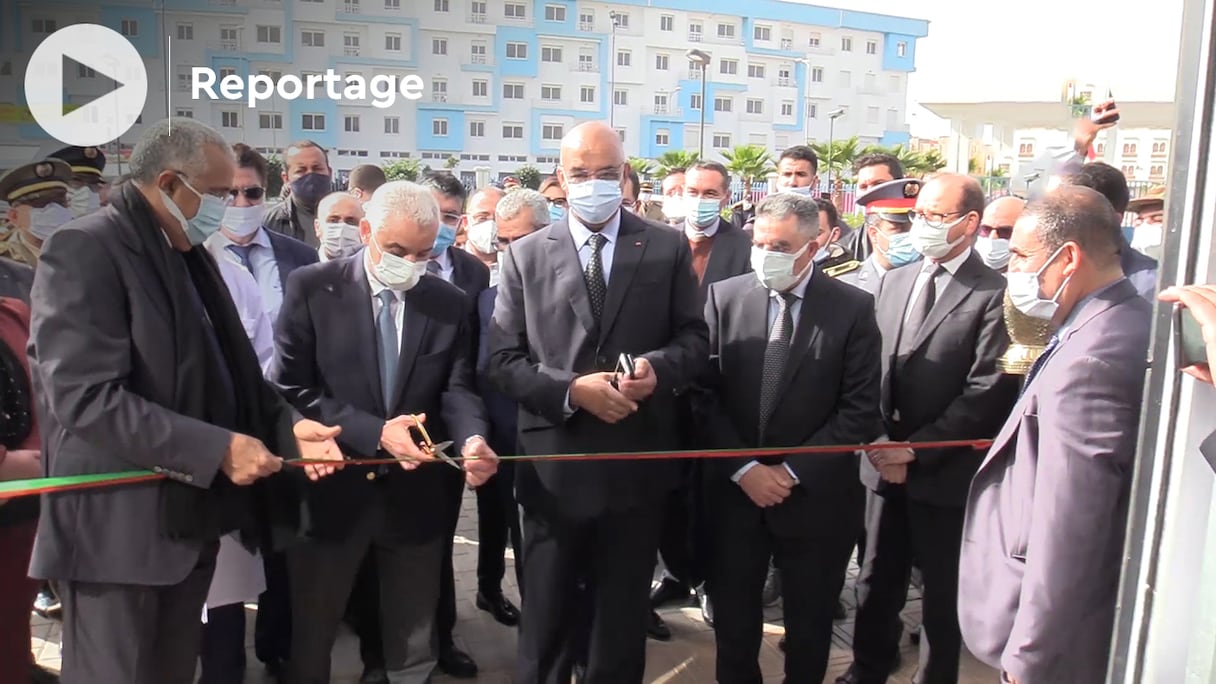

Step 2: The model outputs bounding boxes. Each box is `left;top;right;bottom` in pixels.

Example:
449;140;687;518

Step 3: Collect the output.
856;178;921;221
48;145;106;179
0;159;73;204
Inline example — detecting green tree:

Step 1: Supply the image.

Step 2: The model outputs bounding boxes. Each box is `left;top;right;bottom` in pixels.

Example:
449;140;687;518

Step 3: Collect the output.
721;144;774;198
444;155;459;170
810;136;861;179
514;165;541;189
265;155;285;197
383;159;421;181
628;157;657;178
654;150;700;179
918;149;947;175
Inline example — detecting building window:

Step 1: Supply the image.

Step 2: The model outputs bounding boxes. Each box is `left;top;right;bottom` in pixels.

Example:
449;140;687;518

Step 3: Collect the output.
1152;141;1169;155
839;70;851;87
617;50;631;67
345;115;360;132
542;124;564;140
811;67;824;83
433;0;447;8
433;119;449;136
219;67;236;80
542;46;563;62
32;19;57;34
541;85;561;101
433;38;448;55
385;0;400;7
689;23;703;40
473;80;488;97
1121;165;1137;176
714;97;732;112
344;34;361;54
655;54;669;70
384;117;400;134
866;106;879;124
505;2;526;19
470;0;486;16
221;111;239;128
1123;142;1138;156
841;36;853;51
502;124;524;139
301;31;324;47
1150;164;1165;177
660;15;673;31
469;121;485;137
865;72;877;91
259;112;283;129
579;10;594;30
174;107;193;118
121;19;139;36
746;99;763;114
303;114;326;131
545;4;565;21
887;108;900;129
717;23;735;38
713;133;731;148
613;12;630;28
507;42;528;59
748;63;765;79
690;94;702;110
176;23;193;40
503;83;524;99
889;75;901;92
385;34;401;51
753;25;771;41
616;128;626;142
255;25;280;43
781;101;794;117
896;41;907;57
432;80;448;100
719;59;738;75
1018;142;1035;157
866;40;877;55
808;103;818;119
581;86;595;103
614;89;628;106
809;32;821;47
1097;143;1106;155
656;130;670;146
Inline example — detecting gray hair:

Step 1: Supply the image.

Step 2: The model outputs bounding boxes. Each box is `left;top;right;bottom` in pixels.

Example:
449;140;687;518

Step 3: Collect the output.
495;188;550;229
316;191;363;219
128;118;230;184
364;181;439;234
755;193;819;236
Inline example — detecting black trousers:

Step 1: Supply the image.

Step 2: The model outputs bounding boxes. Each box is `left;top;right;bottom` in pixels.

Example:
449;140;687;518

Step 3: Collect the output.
851;488;966;684
655;461;704;588
200;602;246;684
476;461;523;595
254;551;292;666
435;467;467;650
709;486;861;684
58;542;218;684
516;502;665;684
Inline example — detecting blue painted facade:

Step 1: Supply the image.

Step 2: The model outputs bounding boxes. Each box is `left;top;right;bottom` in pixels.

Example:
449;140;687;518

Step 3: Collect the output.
879;130;912;146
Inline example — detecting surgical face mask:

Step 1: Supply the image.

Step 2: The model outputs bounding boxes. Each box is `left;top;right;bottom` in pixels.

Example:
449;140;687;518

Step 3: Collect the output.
1006;245;1071;321
548;203;567;223
321;221;362;258
751;241;812;292
812;245;830;263
221;205;263;238
1132;223;1163;252
27;203;74;241
975;236;1011;270
67;186;100;218
875;230;921;268
466;220;497;255
370;235;423;291
910;214;969;260
161;176;227;246
685;196;721;228
432;223;458;255
288;173;331;211
661;196;686;222
566;180;622;225
779;185;813;197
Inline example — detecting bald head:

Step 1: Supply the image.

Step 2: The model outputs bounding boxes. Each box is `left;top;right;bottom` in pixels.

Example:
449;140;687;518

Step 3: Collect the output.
557;121;627;226
983;196;1026;229
560;121;624;166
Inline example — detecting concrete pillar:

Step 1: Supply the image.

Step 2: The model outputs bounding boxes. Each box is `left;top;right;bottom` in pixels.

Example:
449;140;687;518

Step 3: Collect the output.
474;166;491;188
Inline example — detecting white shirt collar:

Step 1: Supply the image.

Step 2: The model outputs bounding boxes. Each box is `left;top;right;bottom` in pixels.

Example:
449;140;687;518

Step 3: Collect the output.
868;254;889;276
684;217;720;241
932;246;972;275
568;209;622;248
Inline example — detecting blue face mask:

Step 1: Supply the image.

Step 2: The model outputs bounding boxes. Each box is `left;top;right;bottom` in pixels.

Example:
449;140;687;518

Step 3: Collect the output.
549;203;567;223
161;176;227;246
432;223;458;255
880;230;922;268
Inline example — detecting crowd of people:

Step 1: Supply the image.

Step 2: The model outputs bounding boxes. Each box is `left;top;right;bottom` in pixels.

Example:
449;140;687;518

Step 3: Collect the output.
0;108;1211;684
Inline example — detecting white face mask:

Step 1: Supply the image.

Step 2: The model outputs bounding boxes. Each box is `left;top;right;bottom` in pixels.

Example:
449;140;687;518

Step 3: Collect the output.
566;179;622;225
321;221;362;259
67;186;100;218
221;205;263;238
661;195;686;222
28;203;74;241
975;236;1011;270
779;185;813;196
1006;244;1071;321
812;246;830;263
466;220;497;255
910;214;969;260
369;234;423;291
1131;223;1163;252
751;241;812;292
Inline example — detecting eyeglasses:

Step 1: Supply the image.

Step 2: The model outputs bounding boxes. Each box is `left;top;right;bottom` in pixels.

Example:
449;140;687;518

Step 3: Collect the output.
229;186;266;201
547;198;568;208
907;209;968;228
979;224;1014;240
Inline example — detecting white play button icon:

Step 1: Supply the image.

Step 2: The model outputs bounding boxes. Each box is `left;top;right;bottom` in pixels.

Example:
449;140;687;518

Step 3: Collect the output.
24;24;148;147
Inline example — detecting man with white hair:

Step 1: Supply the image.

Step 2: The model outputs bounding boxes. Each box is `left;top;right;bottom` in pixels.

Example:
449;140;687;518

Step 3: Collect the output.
26;117;344;684
272;180;500;684
463;185;507;269
314;191;366;262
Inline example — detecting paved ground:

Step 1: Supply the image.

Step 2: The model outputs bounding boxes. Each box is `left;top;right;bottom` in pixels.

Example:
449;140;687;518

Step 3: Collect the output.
32;491;997;683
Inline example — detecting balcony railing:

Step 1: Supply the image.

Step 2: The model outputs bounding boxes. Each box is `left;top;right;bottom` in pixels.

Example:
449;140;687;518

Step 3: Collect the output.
574;62;599;73
468;54;488;64
776;77;795;87
688;31;703;42
651;104;683;116
341;3;360;14
432;93;448;102
579;21;594;31
780;38;793;50
468;13;486;23
344;46;361;56
214;40;240;51
687;69;703;80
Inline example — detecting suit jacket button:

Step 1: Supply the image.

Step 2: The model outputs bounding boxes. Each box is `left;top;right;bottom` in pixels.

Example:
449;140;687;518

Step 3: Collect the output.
153;466;163;473
185;474;193;483
597;356;607;366
366;472;376;481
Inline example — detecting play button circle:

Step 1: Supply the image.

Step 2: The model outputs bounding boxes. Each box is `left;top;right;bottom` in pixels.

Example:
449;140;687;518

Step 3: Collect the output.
24;24;148;147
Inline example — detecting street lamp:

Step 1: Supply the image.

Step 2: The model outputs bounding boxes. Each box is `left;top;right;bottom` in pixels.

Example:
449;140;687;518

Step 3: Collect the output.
685;48;711;158
794;57;813;144
826;108;845;197
608;11;620;128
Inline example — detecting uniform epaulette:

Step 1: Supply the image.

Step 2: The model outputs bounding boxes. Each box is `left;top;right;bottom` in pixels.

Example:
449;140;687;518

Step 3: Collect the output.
824;259;862;278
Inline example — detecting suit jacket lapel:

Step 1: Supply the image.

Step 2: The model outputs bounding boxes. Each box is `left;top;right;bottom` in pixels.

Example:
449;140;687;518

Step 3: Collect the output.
391;293;429;410
908;253;984;353
701;220;738;287
773;270;826;403
599;214;648;342
350;257;387;414
546;221;597;336
739;279;770;432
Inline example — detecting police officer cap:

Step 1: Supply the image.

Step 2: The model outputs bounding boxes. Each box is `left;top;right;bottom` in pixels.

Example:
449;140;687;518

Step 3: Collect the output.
49;146;107;180
856;178;921;221
0;159;73;204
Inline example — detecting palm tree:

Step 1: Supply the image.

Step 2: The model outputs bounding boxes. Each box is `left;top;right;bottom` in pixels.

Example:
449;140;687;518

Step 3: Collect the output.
721;145;774;199
810;136;861;180
628;157;657;178
917;149;947;175
654;150;700;179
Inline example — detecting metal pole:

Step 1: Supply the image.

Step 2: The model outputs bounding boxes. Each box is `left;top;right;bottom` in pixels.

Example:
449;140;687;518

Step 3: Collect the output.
698;63;707;158
826;116;835;195
609;24;616;128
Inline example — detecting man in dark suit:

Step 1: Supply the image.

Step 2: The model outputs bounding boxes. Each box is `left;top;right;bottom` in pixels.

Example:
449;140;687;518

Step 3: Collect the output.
487;121;709;683
272;180;499;684
960;187;1151;684
26;118;342;684
699;193;883;683
838;173;1019;684
262;140;333;248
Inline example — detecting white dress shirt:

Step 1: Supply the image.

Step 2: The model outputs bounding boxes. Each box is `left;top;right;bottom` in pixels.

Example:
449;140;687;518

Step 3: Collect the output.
365;252;405;355
205;227;285;323
731;269;814;486
214;258;274;376
904;247;972;322
569;210;622;284
430;246;455;283
684;217;721;242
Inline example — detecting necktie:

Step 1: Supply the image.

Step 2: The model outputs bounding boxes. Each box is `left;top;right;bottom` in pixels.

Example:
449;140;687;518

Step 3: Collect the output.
584;233;608;320
427;259;441;276
1022;334;1061;395
758;292;795;433
376;289;398;409
900;264;942;353
226;244;257;278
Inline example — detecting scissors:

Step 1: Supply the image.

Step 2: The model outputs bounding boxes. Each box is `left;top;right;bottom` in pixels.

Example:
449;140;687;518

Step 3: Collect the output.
405;414;462;470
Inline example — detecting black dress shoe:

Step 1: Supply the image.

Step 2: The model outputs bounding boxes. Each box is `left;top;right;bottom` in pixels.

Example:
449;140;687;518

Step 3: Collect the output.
696;586;714;627
476;590;521;626
649;577;692;608
646;610;672;641
834;599;848;620
761;563;782;607
778;635;786;652
30;664;60;684
359;666;389;684
438;645;478;679
834;665;860;684
264;657;286;681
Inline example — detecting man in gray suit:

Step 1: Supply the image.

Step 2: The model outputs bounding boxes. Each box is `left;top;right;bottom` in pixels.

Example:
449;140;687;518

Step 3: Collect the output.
27;118;343;684
959;186;1152;684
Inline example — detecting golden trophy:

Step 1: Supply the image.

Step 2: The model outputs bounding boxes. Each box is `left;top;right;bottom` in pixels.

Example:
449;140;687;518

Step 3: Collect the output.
998;291;1054;375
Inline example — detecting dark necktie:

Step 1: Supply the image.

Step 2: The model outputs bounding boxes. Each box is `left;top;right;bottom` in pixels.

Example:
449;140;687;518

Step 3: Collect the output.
427;259;441;276
1022;334;1061;395
758;292;795;433
376;290;398;409
900;264;942;353
226;244;257;278
584;233;608;320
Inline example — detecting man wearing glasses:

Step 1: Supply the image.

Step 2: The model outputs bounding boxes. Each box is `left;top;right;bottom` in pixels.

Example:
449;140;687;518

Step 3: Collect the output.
975;196;1026;272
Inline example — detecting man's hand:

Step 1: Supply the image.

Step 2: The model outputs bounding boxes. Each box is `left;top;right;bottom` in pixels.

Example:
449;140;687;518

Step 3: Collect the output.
570;373;638;424
617;357;658;402
869;446;915;468
222;433;283;485
461;436;500;488
878;463;908;484
738;465;795;507
1160;284;1216;385
381;413;434;470
294;419;343;481
1073;98;1119;154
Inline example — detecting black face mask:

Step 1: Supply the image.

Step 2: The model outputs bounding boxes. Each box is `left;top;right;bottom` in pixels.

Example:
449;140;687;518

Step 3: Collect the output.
289;173;331;212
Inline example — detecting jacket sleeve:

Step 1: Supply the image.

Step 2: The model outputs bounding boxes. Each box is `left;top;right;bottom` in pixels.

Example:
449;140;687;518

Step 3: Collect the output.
441;295;489;447
691;283;750;464
638;237;711;395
